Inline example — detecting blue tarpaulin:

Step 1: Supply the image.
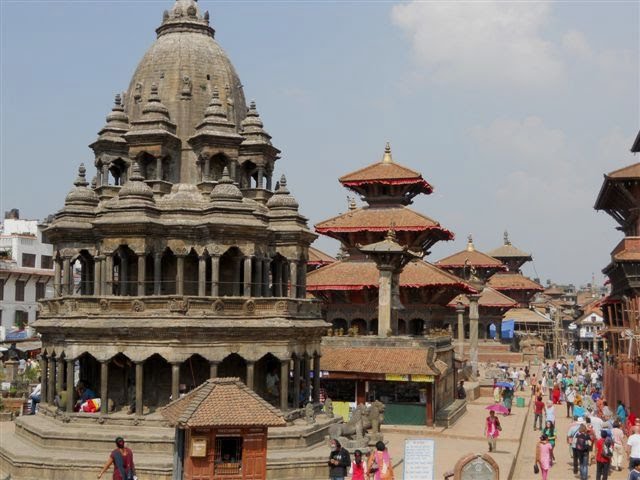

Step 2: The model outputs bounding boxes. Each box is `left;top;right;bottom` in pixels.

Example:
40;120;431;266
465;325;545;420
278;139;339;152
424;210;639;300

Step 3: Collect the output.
501;320;515;339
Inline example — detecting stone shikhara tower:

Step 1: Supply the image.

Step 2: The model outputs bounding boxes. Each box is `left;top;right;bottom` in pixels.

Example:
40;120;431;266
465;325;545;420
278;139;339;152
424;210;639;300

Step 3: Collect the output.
36;0;327;421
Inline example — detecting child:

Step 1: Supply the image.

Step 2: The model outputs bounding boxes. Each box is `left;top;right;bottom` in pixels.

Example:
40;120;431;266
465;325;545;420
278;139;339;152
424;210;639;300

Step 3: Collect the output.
349;449;367;480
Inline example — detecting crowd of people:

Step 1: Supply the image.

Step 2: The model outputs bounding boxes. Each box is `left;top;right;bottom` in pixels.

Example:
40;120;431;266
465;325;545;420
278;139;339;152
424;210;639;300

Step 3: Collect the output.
526;350;640;480
328;439;395;480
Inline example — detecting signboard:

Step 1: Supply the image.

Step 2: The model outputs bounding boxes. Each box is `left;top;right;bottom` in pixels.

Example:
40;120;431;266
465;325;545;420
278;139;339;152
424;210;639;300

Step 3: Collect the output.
411;375;435;383
190;437;207;457
385;374;409;382
403;438;435;480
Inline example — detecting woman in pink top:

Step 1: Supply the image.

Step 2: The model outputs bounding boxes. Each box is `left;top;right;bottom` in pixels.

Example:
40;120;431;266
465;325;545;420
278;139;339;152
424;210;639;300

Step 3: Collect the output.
611;421;626;472
535;434;555;480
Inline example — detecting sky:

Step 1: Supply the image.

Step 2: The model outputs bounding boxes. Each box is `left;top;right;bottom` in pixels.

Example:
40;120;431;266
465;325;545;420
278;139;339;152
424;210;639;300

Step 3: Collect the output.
1;0;638;288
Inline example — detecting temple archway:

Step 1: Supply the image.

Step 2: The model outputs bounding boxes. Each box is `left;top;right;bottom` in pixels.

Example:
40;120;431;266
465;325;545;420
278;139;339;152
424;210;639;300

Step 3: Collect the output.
180;354;210;393
398;319;407;335
77;352;100;399
350;318;367;335
143;354;171;408
183;249;199;296
114;245;137;296
254;353;281;404
108;353;135;411
409;318;424;336
218;353;247;384
219;247;244;296
161;248;177;295
332;318;348;332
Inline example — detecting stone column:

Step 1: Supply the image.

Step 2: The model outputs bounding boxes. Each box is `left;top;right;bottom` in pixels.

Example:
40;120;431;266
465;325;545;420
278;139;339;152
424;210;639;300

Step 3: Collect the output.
210;255;220;296
273;261;282;297
209;361;219;379
62;257;71;295
53;259;61;296
496;319;502;340
280;358;289;411
66;358;75;413
266;175;272;190
293;356;301;408
243;257;252;297
105;254;113;295
313;353;321;403
47;356;56;404
254;258;263;297
229;161;237;183
257;167;264;188
56;356;64;396
154;252;162;295
171;363;180;401
456;303;465;357
262;259;271;297
289;260;298;299
120;253;128;296
176;254;185;296
232;258;241;296
469;293;481;379
102;164;109;186
377;267;393;337
135;362;144;417
41;355;48;406
198;256;207;297
299;261;307;297
137;253;146;296
246;361;255;390
282;262;290;297
100;361;109;415
94;256;103;296
156;157;163;181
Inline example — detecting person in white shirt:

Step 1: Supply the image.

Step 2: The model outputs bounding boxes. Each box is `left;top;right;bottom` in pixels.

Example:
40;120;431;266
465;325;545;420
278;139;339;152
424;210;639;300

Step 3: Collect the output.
627;426;640;470
29;379;41;415
566;385;577;418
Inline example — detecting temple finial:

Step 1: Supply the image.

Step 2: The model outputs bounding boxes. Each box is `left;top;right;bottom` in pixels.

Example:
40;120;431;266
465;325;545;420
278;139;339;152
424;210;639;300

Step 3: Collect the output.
74;163;88;188
466;234;475;252
382;142;393;164
504;230;511;245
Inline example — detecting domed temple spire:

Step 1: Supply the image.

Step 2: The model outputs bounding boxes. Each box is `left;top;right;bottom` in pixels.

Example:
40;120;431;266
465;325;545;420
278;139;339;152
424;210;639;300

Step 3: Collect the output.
382;142;393;164
157;0;214;38
74;163;89;188
90;94;130;188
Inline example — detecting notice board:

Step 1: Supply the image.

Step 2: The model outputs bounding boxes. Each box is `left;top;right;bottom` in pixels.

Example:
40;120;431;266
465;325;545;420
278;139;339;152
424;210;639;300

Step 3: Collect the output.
403;438;435;480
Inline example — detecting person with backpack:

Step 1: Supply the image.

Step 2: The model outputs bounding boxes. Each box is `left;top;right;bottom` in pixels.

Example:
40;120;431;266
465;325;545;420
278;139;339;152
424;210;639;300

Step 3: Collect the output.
574;424;592;480
595;430;612;480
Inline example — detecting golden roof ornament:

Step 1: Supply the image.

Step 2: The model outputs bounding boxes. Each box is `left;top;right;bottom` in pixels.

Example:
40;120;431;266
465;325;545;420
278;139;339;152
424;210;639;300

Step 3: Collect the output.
382;142;393;164
466;234;475;252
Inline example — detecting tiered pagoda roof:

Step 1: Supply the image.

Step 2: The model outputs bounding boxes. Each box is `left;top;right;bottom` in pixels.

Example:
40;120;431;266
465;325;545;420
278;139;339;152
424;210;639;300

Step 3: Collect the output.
594;163;640;236
448;286;517;310
487;231;532;272
308;246;336;270
487;272;544;292
436;235;506;281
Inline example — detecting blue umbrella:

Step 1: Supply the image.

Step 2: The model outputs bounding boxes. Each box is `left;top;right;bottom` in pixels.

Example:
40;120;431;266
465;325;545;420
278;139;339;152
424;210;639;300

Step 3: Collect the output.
496;381;514;388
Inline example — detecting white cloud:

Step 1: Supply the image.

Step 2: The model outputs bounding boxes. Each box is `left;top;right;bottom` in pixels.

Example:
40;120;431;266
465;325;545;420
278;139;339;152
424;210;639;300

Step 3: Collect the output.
562;30;592;59
391;1;566;88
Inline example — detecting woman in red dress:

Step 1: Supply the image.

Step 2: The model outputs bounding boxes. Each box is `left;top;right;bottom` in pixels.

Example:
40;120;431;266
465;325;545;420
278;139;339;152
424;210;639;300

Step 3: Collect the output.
551;384;561;405
97;436;135;480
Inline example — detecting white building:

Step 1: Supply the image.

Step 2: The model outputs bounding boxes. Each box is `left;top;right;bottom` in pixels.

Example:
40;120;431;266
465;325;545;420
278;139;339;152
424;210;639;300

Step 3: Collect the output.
0;210;54;333
572;308;605;352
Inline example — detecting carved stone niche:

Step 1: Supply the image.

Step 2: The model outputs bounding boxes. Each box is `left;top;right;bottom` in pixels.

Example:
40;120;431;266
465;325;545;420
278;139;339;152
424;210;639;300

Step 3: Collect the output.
453;453;499;480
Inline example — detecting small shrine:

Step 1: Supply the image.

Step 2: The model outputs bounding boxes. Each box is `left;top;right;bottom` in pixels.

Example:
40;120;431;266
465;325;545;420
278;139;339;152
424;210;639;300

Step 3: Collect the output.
161;377;285;480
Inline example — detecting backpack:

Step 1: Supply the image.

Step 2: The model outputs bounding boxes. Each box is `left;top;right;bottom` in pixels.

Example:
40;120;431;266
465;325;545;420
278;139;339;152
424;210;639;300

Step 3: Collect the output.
575;432;589;452
602;438;613;458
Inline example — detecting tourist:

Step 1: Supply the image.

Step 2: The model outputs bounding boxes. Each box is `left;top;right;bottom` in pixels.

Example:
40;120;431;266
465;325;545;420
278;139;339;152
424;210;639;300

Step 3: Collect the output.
617;400;627;425
542;420;556;450
534;395;545;431
518;368;526;391
328;438;350;480
493;383;501;404
535;434;554;480
595;430;612;480
349;449;367;480
566;384;576;418
574;398;586;419
630;458;640;480
74;381;97;412
551;383;561;404
502;387;513;415
545;401;556;425
627;426;640;471
574;424;592;480
457;380;466;400
567;417;583;475
97;436;136;480
29;377;41;415
484;409;501;452
366;441;394;480
611;420;626;472
602;401;613;420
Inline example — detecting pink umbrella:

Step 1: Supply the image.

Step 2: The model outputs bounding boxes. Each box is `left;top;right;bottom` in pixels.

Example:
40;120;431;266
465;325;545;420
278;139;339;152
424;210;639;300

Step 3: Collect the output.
486;404;510;414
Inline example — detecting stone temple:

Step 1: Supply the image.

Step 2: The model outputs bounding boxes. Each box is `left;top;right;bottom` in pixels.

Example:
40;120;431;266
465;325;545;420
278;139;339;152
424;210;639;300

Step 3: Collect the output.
0;1;333;478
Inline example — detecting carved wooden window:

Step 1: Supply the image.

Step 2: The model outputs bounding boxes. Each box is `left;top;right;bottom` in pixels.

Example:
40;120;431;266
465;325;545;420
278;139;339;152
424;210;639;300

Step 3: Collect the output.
214;437;242;475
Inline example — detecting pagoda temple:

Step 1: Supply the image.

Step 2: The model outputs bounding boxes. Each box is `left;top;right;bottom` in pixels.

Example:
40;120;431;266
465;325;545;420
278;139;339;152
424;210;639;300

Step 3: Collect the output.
0;2;333;478
308;144;472;426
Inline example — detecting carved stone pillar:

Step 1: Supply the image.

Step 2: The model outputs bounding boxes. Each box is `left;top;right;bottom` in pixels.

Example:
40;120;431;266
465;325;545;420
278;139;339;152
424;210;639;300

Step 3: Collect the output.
105;254;113;295
257;167;264;188
243;257;252;297
53;259;61;296
62;257;71;296
209;361;219;379
56;356;64;396
172;363;180;401
282;262;290;297
262;259;271;297
246;361;255;390
156;157;163;181
313;353;321;403
47;356;56;404
299;260;307;297
176;254;185;296
66;358;75;413
102;164;109;186
289;261;298;299
137;253;146;296
100;360;109;414
274;261;282;297
456;302;465;357
135;361;144;417
198;255;207;297
293;356;301;408
469;293;481;380
41;355;48;406
280;358;289;411
94;256;103;296
254;258;263;297
154;252;162;295
120;252;128;296
232;258;242;296
211;255;220;296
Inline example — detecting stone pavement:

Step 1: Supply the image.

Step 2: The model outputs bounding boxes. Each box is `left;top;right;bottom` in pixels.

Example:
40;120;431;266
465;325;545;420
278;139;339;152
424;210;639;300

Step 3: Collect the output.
382;390;532;479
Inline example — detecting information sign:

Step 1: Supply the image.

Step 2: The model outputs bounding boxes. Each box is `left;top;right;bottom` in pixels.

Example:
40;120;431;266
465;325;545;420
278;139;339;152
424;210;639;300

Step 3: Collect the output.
403;438;435;480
